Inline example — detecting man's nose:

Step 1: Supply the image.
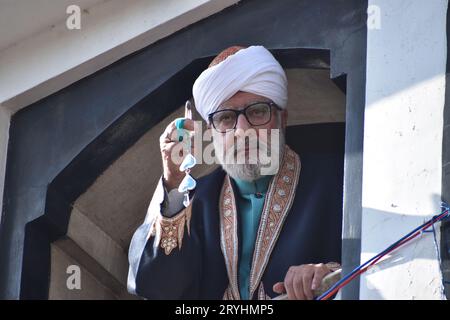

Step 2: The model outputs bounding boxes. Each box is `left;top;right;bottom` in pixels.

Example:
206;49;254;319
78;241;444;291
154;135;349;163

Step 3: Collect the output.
235;113;251;131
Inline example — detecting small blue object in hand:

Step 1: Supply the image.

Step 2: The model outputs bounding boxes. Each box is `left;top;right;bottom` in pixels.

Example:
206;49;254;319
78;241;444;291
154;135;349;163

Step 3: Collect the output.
175;118;186;142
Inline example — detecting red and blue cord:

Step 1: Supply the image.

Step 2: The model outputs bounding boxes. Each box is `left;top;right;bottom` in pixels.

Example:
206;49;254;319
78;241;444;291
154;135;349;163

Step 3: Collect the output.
316;203;450;300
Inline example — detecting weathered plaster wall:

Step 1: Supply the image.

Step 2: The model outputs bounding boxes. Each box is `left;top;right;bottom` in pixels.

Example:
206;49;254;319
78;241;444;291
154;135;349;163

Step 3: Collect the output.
361;0;447;299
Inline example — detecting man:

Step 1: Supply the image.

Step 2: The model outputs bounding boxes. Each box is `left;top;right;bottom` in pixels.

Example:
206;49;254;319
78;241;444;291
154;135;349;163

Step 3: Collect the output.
127;45;343;300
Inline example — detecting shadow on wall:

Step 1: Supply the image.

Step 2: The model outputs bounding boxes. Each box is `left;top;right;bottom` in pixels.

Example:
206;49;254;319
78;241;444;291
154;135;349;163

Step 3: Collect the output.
360;192;446;299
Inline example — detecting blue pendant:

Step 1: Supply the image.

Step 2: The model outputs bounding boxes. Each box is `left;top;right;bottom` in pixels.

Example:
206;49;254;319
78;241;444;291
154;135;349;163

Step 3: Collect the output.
178;173;197;193
179;154;197;172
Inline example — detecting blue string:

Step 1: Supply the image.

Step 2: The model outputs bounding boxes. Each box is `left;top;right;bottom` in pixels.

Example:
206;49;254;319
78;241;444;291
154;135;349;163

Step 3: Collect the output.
317;203;450;300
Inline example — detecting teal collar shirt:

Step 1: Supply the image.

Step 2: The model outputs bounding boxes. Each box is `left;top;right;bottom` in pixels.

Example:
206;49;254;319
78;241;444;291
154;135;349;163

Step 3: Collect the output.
231;175;273;300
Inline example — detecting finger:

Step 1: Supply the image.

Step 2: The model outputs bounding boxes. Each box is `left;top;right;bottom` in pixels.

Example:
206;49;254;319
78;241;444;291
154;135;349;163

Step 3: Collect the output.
272;282;285;294
312;267;330;291
172;134;196;155
161;127;177;144
182;118;195;131
172;118;195;131
302;269;315;300
163;131;185;145
284;268;296;300
167;128;184;144
160;130;170;145
167;123;196;144
161;142;178;154
292;273;306;300
161;119;193;144
162;143;187;167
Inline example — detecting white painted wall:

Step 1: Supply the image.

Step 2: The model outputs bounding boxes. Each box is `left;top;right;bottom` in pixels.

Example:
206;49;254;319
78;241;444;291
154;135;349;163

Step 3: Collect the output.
361;0;447;299
0;0;105;52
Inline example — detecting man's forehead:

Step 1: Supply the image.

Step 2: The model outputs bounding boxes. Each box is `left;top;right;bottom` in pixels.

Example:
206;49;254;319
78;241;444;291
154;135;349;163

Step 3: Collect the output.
219;93;272;109
219;100;268;109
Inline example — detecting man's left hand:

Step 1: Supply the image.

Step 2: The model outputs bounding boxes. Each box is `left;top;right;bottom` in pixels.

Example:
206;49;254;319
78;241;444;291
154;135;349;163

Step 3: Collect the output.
272;263;332;300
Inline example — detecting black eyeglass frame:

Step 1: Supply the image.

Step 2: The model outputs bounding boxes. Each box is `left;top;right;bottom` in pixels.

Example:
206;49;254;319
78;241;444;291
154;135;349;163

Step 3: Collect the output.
208;101;282;133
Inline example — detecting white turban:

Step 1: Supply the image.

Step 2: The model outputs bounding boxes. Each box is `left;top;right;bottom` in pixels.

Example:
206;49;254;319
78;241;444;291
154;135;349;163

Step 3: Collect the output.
192;45;288;121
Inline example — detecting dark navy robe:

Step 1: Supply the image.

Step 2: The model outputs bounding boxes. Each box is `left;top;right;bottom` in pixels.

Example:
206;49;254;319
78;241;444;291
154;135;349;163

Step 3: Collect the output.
127;134;344;299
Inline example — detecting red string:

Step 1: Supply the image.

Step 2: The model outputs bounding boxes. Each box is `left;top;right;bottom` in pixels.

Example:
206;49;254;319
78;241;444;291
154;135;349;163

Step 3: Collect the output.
319;212;446;300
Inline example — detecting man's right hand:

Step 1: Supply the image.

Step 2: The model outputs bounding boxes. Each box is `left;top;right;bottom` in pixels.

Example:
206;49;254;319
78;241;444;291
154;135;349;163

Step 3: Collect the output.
159;118;195;191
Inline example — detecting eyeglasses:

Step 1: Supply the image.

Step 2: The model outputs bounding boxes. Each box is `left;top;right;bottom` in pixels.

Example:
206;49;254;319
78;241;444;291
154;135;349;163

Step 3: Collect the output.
208;101;281;133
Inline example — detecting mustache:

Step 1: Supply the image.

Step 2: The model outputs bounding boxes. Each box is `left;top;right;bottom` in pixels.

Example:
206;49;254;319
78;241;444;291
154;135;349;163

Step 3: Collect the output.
227;138;270;152
224;140;272;165
212;128;283;166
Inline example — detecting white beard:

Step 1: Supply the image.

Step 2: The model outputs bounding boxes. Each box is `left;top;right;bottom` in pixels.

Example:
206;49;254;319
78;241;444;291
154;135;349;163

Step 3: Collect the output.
213;127;285;182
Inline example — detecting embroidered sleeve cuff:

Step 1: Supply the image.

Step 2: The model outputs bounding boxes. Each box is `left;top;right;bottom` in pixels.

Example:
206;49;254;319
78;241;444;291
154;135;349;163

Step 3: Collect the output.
157;202;193;255
148;179;195;256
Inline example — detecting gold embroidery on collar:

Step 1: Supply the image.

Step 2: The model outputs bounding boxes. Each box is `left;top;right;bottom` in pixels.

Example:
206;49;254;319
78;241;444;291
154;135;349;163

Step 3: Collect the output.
249;146;300;298
222;286;234;300
257;282;271;300
219;145;301;300
219;178;241;300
